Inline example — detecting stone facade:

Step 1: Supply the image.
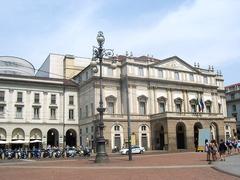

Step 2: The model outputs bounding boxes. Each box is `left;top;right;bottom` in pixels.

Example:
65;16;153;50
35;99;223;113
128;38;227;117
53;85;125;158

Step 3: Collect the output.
75;55;236;152
225;83;240;139
0;74;79;149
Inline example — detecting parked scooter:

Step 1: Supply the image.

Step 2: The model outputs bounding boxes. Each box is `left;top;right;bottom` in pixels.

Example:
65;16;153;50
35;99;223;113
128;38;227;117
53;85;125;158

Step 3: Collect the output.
31;148;41;159
5;149;15;159
17;149;27;159
83;147;91;157
54;149;63;158
43;149;53;158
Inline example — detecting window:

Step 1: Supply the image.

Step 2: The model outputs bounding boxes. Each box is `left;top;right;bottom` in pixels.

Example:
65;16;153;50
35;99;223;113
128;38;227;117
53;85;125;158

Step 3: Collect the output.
141;125;146;131
50;108;56;119
107;102;114;114
175;98;182;113
51;94;56;104
69;109;74;120
190;73;194;81
108;67;113;76
158;97;166;113
138;95;147;115
17;92;23;102
176;104;181;112
231;94;235;100
86;71;88;80
106;96;116;114
34;93;40;104
139;102;146;115
85;105;88;117
232;105;237;112
114;125;120;131
204;76;208;84
174;72;180;80
86;127;88;133
0;106;4;116
0;91;4;101
16;106;23;118
159;102;165;113
69;96;74;105
80;108;82;119
218;104;222;113
158;70;163;78
91;103;94;116
33;107;40;119
91;126;94;133
80;128;82;135
138;66;144;76
190;99;197;113
205;101;212;113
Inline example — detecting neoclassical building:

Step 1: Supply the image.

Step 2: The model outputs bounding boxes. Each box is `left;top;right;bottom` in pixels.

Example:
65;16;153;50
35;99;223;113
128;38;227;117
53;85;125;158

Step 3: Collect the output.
0;73;79;149
74;55;236;152
0;54;236;152
225;83;240;139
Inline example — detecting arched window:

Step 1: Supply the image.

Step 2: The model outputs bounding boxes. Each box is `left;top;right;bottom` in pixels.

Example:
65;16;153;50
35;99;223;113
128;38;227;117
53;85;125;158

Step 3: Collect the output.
106;96;117;114
157;96;167;113
174;98;183;113
138;95;148;115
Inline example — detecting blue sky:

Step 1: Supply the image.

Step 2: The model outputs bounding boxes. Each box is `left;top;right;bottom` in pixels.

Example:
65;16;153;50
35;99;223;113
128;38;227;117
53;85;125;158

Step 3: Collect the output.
0;0;239;86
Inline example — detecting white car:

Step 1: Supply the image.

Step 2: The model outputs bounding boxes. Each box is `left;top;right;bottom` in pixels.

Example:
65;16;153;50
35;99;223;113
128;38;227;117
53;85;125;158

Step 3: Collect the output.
120;145;145;155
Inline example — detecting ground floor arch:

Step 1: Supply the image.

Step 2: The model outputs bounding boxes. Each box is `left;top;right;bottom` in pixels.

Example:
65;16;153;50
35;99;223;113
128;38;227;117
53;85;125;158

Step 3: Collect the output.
210;122;219;142
66;129;77;147
47;129;59;147
153;123;165;150
176;122;186;149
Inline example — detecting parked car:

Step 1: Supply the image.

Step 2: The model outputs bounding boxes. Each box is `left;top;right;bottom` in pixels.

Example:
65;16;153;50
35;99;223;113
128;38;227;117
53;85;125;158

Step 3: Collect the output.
119;145;145;155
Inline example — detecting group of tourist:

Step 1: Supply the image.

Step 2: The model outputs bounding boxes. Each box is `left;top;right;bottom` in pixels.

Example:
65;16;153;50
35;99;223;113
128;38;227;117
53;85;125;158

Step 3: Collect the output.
205;138;240;162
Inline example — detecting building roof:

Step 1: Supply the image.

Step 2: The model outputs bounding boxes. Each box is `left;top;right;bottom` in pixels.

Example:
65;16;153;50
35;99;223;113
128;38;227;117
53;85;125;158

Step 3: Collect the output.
225;83;240;89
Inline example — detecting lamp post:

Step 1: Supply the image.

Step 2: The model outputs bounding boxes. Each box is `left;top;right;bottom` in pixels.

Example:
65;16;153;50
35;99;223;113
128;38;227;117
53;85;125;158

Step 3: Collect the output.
91;31;116;163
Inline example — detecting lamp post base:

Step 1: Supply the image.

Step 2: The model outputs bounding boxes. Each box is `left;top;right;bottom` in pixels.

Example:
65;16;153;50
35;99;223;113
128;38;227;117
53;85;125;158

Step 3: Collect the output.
95;137;109;163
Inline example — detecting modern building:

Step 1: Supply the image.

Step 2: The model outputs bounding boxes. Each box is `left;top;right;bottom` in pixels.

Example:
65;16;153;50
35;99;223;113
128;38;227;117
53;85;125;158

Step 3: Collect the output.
36;53;91;79
0;73;79;149
225;83;240;139
74;55;236;152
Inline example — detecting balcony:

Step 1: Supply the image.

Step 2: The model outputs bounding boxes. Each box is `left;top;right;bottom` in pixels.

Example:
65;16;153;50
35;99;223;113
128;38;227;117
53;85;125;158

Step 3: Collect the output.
150;112;224;120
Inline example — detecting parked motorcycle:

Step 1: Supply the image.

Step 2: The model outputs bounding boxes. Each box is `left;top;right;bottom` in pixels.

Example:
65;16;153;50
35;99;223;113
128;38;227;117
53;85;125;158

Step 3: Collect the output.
43;149;53;158
31;149;41;159
5;149;15;159
54;149;63;158
17;149;27;159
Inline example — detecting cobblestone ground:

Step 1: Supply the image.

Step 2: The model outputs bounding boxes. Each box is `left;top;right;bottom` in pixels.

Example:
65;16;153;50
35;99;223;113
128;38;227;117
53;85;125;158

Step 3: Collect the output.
0;152;238;180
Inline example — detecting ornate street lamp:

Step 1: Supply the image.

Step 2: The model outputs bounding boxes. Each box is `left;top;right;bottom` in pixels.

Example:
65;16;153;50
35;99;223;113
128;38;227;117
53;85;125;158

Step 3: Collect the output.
91;31;116;163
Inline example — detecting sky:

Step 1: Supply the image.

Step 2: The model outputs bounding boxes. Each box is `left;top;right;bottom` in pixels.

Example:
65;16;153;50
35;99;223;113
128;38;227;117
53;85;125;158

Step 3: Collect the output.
0;0;239;86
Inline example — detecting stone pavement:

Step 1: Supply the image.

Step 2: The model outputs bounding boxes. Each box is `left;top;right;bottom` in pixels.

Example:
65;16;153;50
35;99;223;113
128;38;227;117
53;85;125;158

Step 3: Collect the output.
213;154;240;178
0;152;239;180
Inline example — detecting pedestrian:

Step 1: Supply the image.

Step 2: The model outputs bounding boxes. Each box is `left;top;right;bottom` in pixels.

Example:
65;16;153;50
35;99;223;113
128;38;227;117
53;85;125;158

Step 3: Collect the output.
211;139;218;161
218;139;227;161
205;139;211;162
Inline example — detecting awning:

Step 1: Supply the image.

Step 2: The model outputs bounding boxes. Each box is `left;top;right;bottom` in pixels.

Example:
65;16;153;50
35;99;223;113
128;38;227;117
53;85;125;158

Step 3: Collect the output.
10;140;29;144
0;140;8;144
29;139;42;143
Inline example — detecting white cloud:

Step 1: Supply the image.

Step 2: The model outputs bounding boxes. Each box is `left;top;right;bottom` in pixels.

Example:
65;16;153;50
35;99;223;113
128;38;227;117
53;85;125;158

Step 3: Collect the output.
108;0;240;67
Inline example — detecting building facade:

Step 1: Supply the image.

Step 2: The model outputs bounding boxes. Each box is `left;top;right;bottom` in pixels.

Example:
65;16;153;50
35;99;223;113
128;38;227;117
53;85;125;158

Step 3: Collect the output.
225;83;240;139
74;55;236;152
0;74;79;149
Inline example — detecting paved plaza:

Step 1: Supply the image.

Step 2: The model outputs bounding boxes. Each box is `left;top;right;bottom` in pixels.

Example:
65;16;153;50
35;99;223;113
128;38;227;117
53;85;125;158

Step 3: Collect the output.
0;152;239;180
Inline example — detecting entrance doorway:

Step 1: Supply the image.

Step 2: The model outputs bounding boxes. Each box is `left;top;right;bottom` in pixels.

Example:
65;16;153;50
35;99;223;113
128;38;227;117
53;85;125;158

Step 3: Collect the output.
66;129;77;147
47;129;59;147
176;122;186;149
